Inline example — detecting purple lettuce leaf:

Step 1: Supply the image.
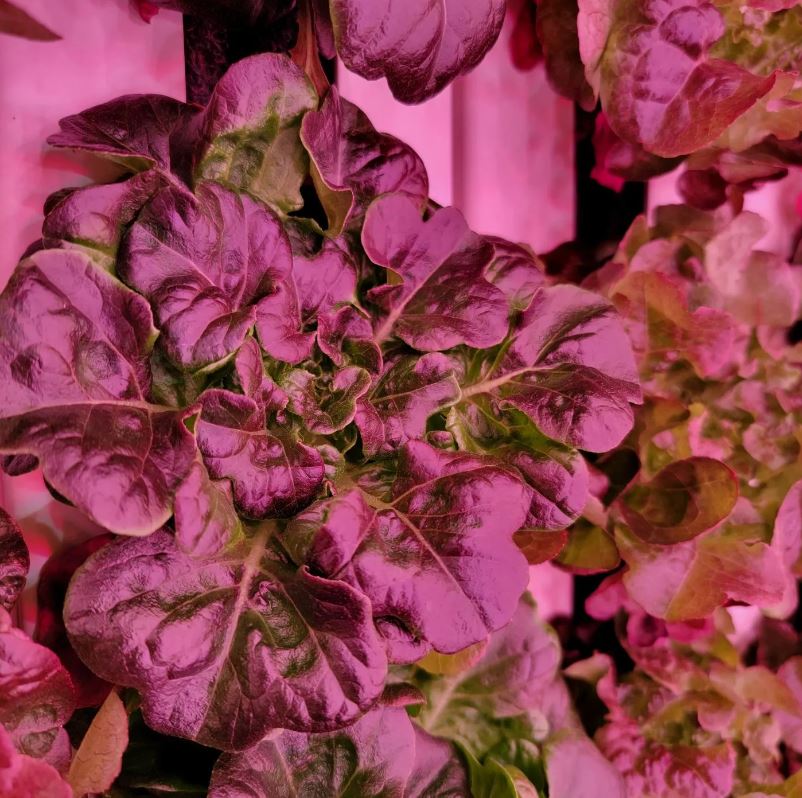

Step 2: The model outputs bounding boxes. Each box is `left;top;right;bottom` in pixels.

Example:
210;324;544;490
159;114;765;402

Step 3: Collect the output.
0;724;71;798
285;441;531;661
301;86;429;233
208;706;469;797
209;706;414;797
591;0;776;157
0;610;75;771
355;353;461;457
196;388;325;519
0;508;28;612
447;402;590;533
232;337;289;416
330;0;505;104
0;248;196;535
195;54;317;214
317;304;383;374
290;233;358;323
42;171;164;257
48;94;200;177
173;454;243;557
544;731;626;798
120;180;312;370
460;284;642;452
64;527;388;751
362;193;509;351
483;237;547;315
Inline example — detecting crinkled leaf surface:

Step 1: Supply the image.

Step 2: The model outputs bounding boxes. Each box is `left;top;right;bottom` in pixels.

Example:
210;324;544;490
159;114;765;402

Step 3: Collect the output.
48;94;198;175
301;87;428;233
0;508;28;612
0;611;75;769
120;180;309;369
619;458;739;544
285;441;531;661
43;171;163;257
195;54;317;213
356;353;461;457
597;0;775;156
483;237;546;315
461;284;642;452
64;527;387;751
0;249;196;535
362;193;509;351
330;0;505;103
196;388;324;519
0;724;71;798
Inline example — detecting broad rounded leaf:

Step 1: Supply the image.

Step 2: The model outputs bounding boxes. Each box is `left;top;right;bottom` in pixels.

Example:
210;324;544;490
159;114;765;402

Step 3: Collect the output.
0;613;75;769
48;94;198;175
617;525;786;621
0;249;196;535
196;54;317;213
291;235;358;323
330;0;505;103
462;284;642;452
285;441;531;661
196;389;325;519
483;237;546;315
209;706;414;797
544;732;626;798
362;193;509;351
301;86;428;233
556;521;620;574
64;528;387;750
0;724;71;798
67;690;128;798
598;0;775;157
120;181;306;370
43;172;164;257
0;508;28;612
620;458;738;544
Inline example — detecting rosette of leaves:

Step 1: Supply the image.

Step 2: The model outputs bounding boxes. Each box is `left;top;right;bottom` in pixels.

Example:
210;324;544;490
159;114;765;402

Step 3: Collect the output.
522;0;802;205
543;203;802;630
0;51;641;794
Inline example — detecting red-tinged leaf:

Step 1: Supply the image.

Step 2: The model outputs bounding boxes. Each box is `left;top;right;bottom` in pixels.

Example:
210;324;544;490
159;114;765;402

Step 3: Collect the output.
617;525;786;621
301;87;429;234
48;94;198;176
120;181;310;370
514;528;569;564
461;284;642;452
0;249;196;536
196;389;324;519
592;0;776;157
0;508;28;612
67;690;128;798
0;724;71;798
284;441;531;661
330;0;505;103
0;1;59;41
619;458;739;544
64;528;388;751
0;612;75;770
483;236;546;314
195;54;317;213
362;193;510;351
34;536;114;709
356;353;461;457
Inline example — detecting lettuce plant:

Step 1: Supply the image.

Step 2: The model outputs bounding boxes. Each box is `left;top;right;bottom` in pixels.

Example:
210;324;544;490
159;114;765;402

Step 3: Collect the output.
0;43;643;794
